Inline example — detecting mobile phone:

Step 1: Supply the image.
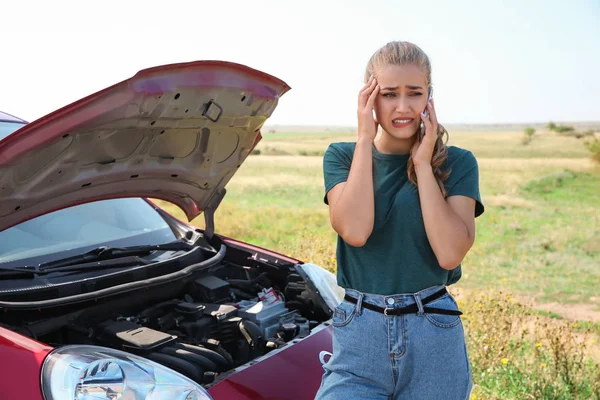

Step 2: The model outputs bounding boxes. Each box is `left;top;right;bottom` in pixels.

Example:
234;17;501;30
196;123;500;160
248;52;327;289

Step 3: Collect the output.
419;87;434;142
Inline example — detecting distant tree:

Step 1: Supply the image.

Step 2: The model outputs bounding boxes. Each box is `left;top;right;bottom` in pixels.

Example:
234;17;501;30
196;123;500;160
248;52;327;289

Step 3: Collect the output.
522;127;536;145
525;127;535;136
547;121;576;134
584;136;600;164
554;125;575;133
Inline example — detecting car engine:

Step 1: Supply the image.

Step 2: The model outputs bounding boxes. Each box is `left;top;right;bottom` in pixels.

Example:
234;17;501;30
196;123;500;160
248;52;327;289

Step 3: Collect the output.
0;243;333;387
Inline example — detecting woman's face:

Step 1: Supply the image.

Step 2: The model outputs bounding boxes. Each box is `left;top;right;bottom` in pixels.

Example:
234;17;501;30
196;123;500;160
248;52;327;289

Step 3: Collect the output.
373;64;429;140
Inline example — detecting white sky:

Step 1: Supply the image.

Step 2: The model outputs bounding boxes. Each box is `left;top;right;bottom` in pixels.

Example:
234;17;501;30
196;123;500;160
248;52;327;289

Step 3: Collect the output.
1;0;599;126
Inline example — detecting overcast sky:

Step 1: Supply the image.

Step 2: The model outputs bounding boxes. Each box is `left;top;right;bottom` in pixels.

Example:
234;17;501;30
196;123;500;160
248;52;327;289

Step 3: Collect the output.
1;0;598;126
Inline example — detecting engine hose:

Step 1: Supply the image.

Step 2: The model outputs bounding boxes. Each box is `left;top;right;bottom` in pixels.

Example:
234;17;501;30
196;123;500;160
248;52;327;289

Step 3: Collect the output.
138;299;180;319
255;273;272;287
160;346;218;372
146;352;204;383
203;341;235;366
230;288;254;300
227;272;271;289
171;342;232;369
238;319;263;348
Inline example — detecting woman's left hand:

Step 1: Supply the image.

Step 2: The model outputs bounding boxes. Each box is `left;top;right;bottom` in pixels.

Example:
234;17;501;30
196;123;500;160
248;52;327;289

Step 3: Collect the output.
411;99;438;168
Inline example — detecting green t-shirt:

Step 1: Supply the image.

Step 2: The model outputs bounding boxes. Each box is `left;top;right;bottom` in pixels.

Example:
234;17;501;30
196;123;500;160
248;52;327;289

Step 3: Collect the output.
323;142;485;295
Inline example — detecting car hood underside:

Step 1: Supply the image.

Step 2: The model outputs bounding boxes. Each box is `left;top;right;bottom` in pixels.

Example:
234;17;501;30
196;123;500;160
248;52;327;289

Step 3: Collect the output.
0;61;290;232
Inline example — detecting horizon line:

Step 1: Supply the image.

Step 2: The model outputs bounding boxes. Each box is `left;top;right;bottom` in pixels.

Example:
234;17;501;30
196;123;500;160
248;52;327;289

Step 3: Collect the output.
264;120;600;128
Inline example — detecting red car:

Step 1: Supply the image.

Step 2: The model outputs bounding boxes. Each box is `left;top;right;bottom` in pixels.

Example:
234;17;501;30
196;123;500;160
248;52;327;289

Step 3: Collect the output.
0;61;341;400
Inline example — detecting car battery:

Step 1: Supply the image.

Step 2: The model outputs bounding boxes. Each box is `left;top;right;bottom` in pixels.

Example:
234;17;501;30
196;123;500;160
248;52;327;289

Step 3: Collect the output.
238;300;290;339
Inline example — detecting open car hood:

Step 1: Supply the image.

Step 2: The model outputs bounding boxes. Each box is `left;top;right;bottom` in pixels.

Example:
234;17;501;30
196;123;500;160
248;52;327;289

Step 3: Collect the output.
0;61;290;233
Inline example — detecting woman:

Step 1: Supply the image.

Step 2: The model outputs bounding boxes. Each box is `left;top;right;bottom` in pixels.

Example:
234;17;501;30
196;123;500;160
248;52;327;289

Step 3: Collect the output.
315;41;484;400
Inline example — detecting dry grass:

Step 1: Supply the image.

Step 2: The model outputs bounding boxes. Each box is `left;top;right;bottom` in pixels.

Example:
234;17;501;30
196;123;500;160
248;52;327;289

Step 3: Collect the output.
458;289;600;400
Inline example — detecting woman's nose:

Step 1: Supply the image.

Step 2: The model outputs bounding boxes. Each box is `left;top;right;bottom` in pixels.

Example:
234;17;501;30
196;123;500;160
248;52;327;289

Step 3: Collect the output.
394;96;410;112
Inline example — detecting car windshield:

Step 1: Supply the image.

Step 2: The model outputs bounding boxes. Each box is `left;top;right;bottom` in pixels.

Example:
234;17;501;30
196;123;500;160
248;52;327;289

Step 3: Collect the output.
0;121;26;140
0;198;178;266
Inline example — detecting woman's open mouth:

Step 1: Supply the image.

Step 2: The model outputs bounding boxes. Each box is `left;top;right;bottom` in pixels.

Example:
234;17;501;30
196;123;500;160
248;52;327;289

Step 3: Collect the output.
391;118;414;128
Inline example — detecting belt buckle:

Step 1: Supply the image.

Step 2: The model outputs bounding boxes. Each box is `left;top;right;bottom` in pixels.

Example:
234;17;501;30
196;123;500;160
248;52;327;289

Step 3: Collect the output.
384;308;392;316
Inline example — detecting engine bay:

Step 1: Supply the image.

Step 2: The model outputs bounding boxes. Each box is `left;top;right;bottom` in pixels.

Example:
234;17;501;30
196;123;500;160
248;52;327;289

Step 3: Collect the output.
0;237;333;387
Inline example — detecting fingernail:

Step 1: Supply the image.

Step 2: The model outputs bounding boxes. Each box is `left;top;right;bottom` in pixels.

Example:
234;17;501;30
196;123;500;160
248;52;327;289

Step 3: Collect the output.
369;74;373;81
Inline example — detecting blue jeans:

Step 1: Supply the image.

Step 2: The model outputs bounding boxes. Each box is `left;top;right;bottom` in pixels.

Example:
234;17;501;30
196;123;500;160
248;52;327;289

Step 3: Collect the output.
315;285;472;400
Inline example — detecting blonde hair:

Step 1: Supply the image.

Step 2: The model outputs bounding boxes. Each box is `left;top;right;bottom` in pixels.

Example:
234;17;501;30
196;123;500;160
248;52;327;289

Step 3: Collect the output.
364;41;450;197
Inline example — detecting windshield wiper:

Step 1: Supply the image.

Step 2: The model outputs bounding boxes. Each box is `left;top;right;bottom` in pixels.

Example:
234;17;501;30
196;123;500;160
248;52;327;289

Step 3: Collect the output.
0;267;38;278
38;242;192;270
0;257;151;279
0;241;192;279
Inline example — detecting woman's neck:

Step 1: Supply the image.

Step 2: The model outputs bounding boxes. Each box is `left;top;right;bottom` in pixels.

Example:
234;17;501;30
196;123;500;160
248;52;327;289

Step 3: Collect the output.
374;130;414;155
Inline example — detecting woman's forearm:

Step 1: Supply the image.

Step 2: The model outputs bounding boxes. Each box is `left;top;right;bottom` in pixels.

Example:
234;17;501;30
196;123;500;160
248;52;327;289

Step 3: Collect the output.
415;165;474;269
330;138;375;246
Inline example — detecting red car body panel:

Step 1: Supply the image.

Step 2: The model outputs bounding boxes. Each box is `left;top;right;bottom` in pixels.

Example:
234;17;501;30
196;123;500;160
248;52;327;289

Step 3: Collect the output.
0;327;52;399
208;328;333;400
0;324;332;400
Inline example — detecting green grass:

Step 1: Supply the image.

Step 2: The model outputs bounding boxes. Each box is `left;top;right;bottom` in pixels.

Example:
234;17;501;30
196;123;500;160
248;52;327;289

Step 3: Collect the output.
573;320;600;335
533;309;565;320
461;169;599;305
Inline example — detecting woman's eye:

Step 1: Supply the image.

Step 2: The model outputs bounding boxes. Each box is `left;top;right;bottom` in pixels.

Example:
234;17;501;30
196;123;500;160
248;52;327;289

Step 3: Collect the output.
382;93;396;98
409;92;423;97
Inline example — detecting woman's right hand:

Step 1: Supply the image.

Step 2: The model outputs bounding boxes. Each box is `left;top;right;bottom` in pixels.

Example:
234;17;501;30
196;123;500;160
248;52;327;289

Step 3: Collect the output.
357;75;380;142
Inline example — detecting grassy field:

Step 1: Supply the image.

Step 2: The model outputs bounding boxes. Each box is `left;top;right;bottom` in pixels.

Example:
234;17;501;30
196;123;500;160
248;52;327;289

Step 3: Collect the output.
155;128;600;399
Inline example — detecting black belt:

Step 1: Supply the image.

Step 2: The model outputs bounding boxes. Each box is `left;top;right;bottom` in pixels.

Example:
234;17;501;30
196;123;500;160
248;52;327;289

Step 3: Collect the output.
344;288;462;316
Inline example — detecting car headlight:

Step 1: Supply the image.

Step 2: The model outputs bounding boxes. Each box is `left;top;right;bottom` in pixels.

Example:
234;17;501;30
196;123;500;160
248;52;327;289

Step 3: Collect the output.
297;263;345;311
41;345;214;400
